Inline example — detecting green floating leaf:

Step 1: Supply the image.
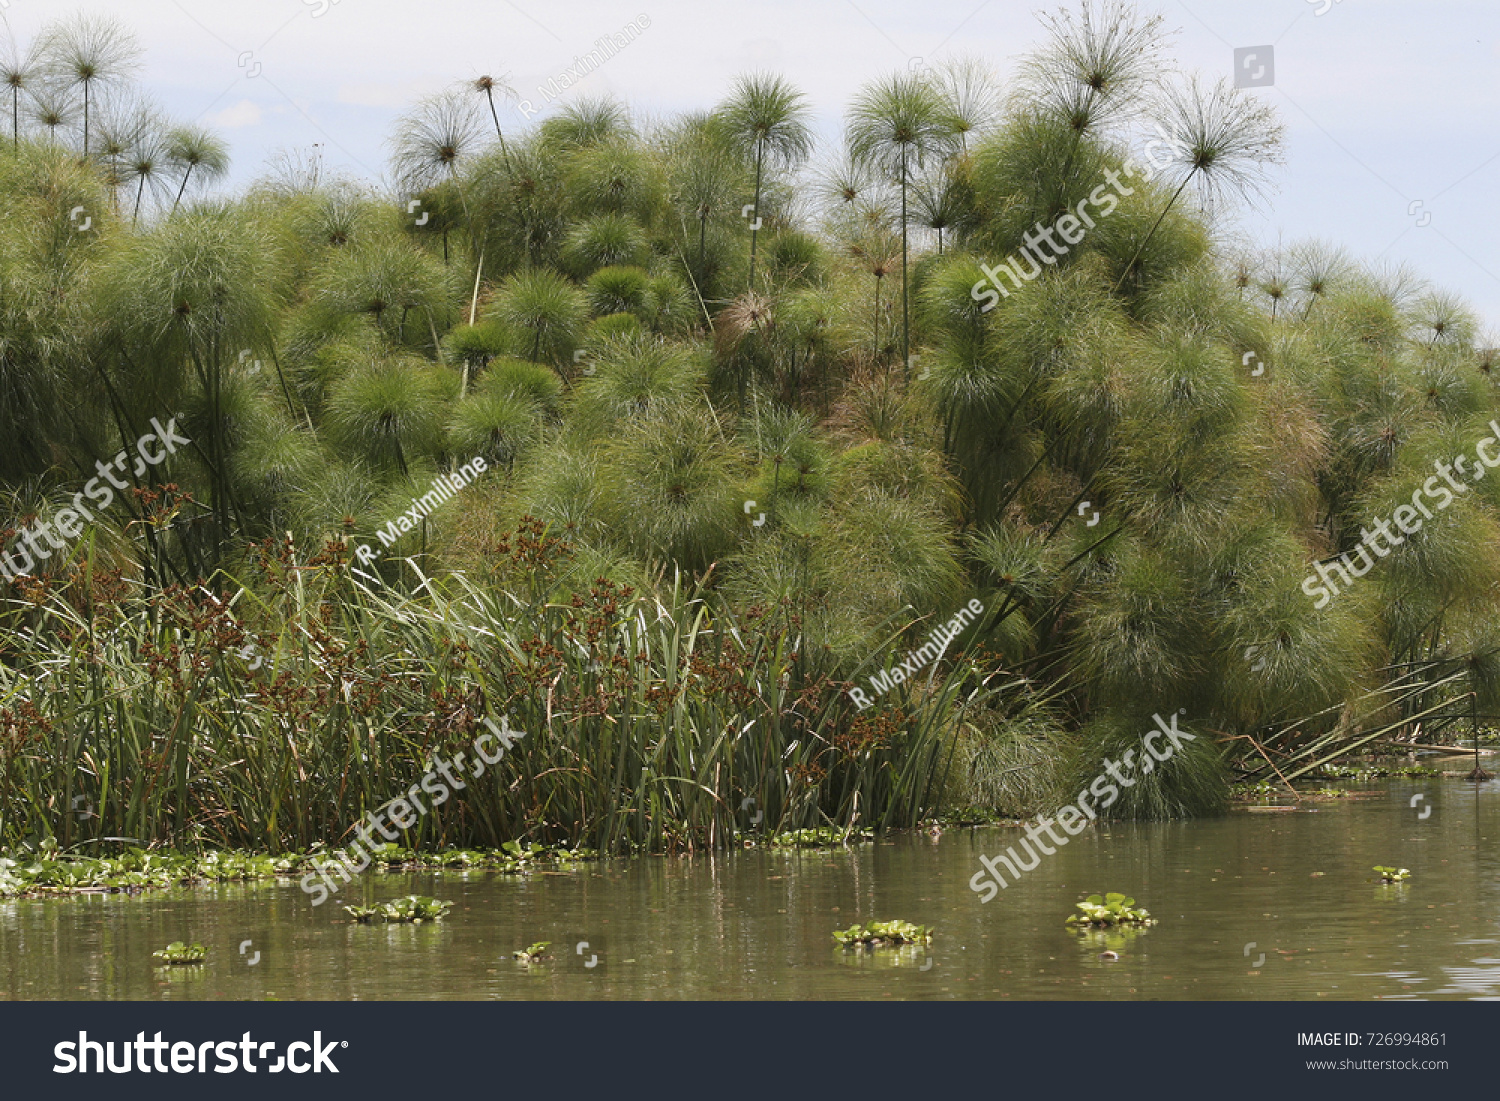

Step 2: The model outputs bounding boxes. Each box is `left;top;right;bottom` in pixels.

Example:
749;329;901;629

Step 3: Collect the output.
152;941;207;964
1065;891;1155;929
343;895;454;923
832;919;933;949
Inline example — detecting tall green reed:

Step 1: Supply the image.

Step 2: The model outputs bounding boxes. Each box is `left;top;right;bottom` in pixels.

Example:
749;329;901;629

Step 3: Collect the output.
0;519;981;854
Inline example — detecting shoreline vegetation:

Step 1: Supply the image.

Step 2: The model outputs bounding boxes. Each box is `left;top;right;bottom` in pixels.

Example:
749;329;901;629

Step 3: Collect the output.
3;3;1500;882
0;753;1464;900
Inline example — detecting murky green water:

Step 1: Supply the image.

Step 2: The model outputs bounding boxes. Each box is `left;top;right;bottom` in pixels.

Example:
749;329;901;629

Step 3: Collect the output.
5;771;1500;1000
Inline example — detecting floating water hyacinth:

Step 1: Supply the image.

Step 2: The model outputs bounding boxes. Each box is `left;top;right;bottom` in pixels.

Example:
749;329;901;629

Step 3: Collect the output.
342;896;453;924
832;920;934;948
152;941;206;965
1065;893;1155;928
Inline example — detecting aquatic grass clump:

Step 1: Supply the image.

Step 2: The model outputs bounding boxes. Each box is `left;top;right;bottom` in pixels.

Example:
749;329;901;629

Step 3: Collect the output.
1374;865;1410;883
832;920;933;948
343;895;453;923
1066;892;1155;928
152;942;206;965
1067;711;1230;821
513;942;553;963
0;520;969;857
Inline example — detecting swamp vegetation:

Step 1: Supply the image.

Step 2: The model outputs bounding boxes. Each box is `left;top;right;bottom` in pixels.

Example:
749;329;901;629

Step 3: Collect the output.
1;4;1498;870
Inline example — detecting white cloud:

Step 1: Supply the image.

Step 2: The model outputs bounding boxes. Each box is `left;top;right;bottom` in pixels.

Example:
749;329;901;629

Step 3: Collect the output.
211;100;263;129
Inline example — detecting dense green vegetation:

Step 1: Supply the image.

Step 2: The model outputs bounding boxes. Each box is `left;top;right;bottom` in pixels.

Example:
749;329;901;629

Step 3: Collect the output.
2;4;1498;861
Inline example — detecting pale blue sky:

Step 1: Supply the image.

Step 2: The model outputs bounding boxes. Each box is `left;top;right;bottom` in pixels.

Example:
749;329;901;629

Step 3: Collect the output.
5;0;1498;327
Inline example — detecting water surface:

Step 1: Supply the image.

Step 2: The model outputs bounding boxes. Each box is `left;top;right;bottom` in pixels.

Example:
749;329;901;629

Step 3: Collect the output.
5;774;1499;1000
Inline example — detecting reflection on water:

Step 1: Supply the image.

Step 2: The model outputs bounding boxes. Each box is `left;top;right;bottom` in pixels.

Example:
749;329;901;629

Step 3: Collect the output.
4;776;1500;1000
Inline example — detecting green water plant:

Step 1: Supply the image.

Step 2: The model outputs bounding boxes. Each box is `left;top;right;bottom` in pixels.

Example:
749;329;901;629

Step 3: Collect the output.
4;6;1498;852
0;847;307;899
1373;866;1410;883
1066;893;1155;928
1231;780;1284;799
0;844;595;900
0;524;963;858
719;73;813;289
343;895;453;923
513;941;553;963
1319;764;1440;780
832;920;933;948
152;942;206;965
762;827;876;849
